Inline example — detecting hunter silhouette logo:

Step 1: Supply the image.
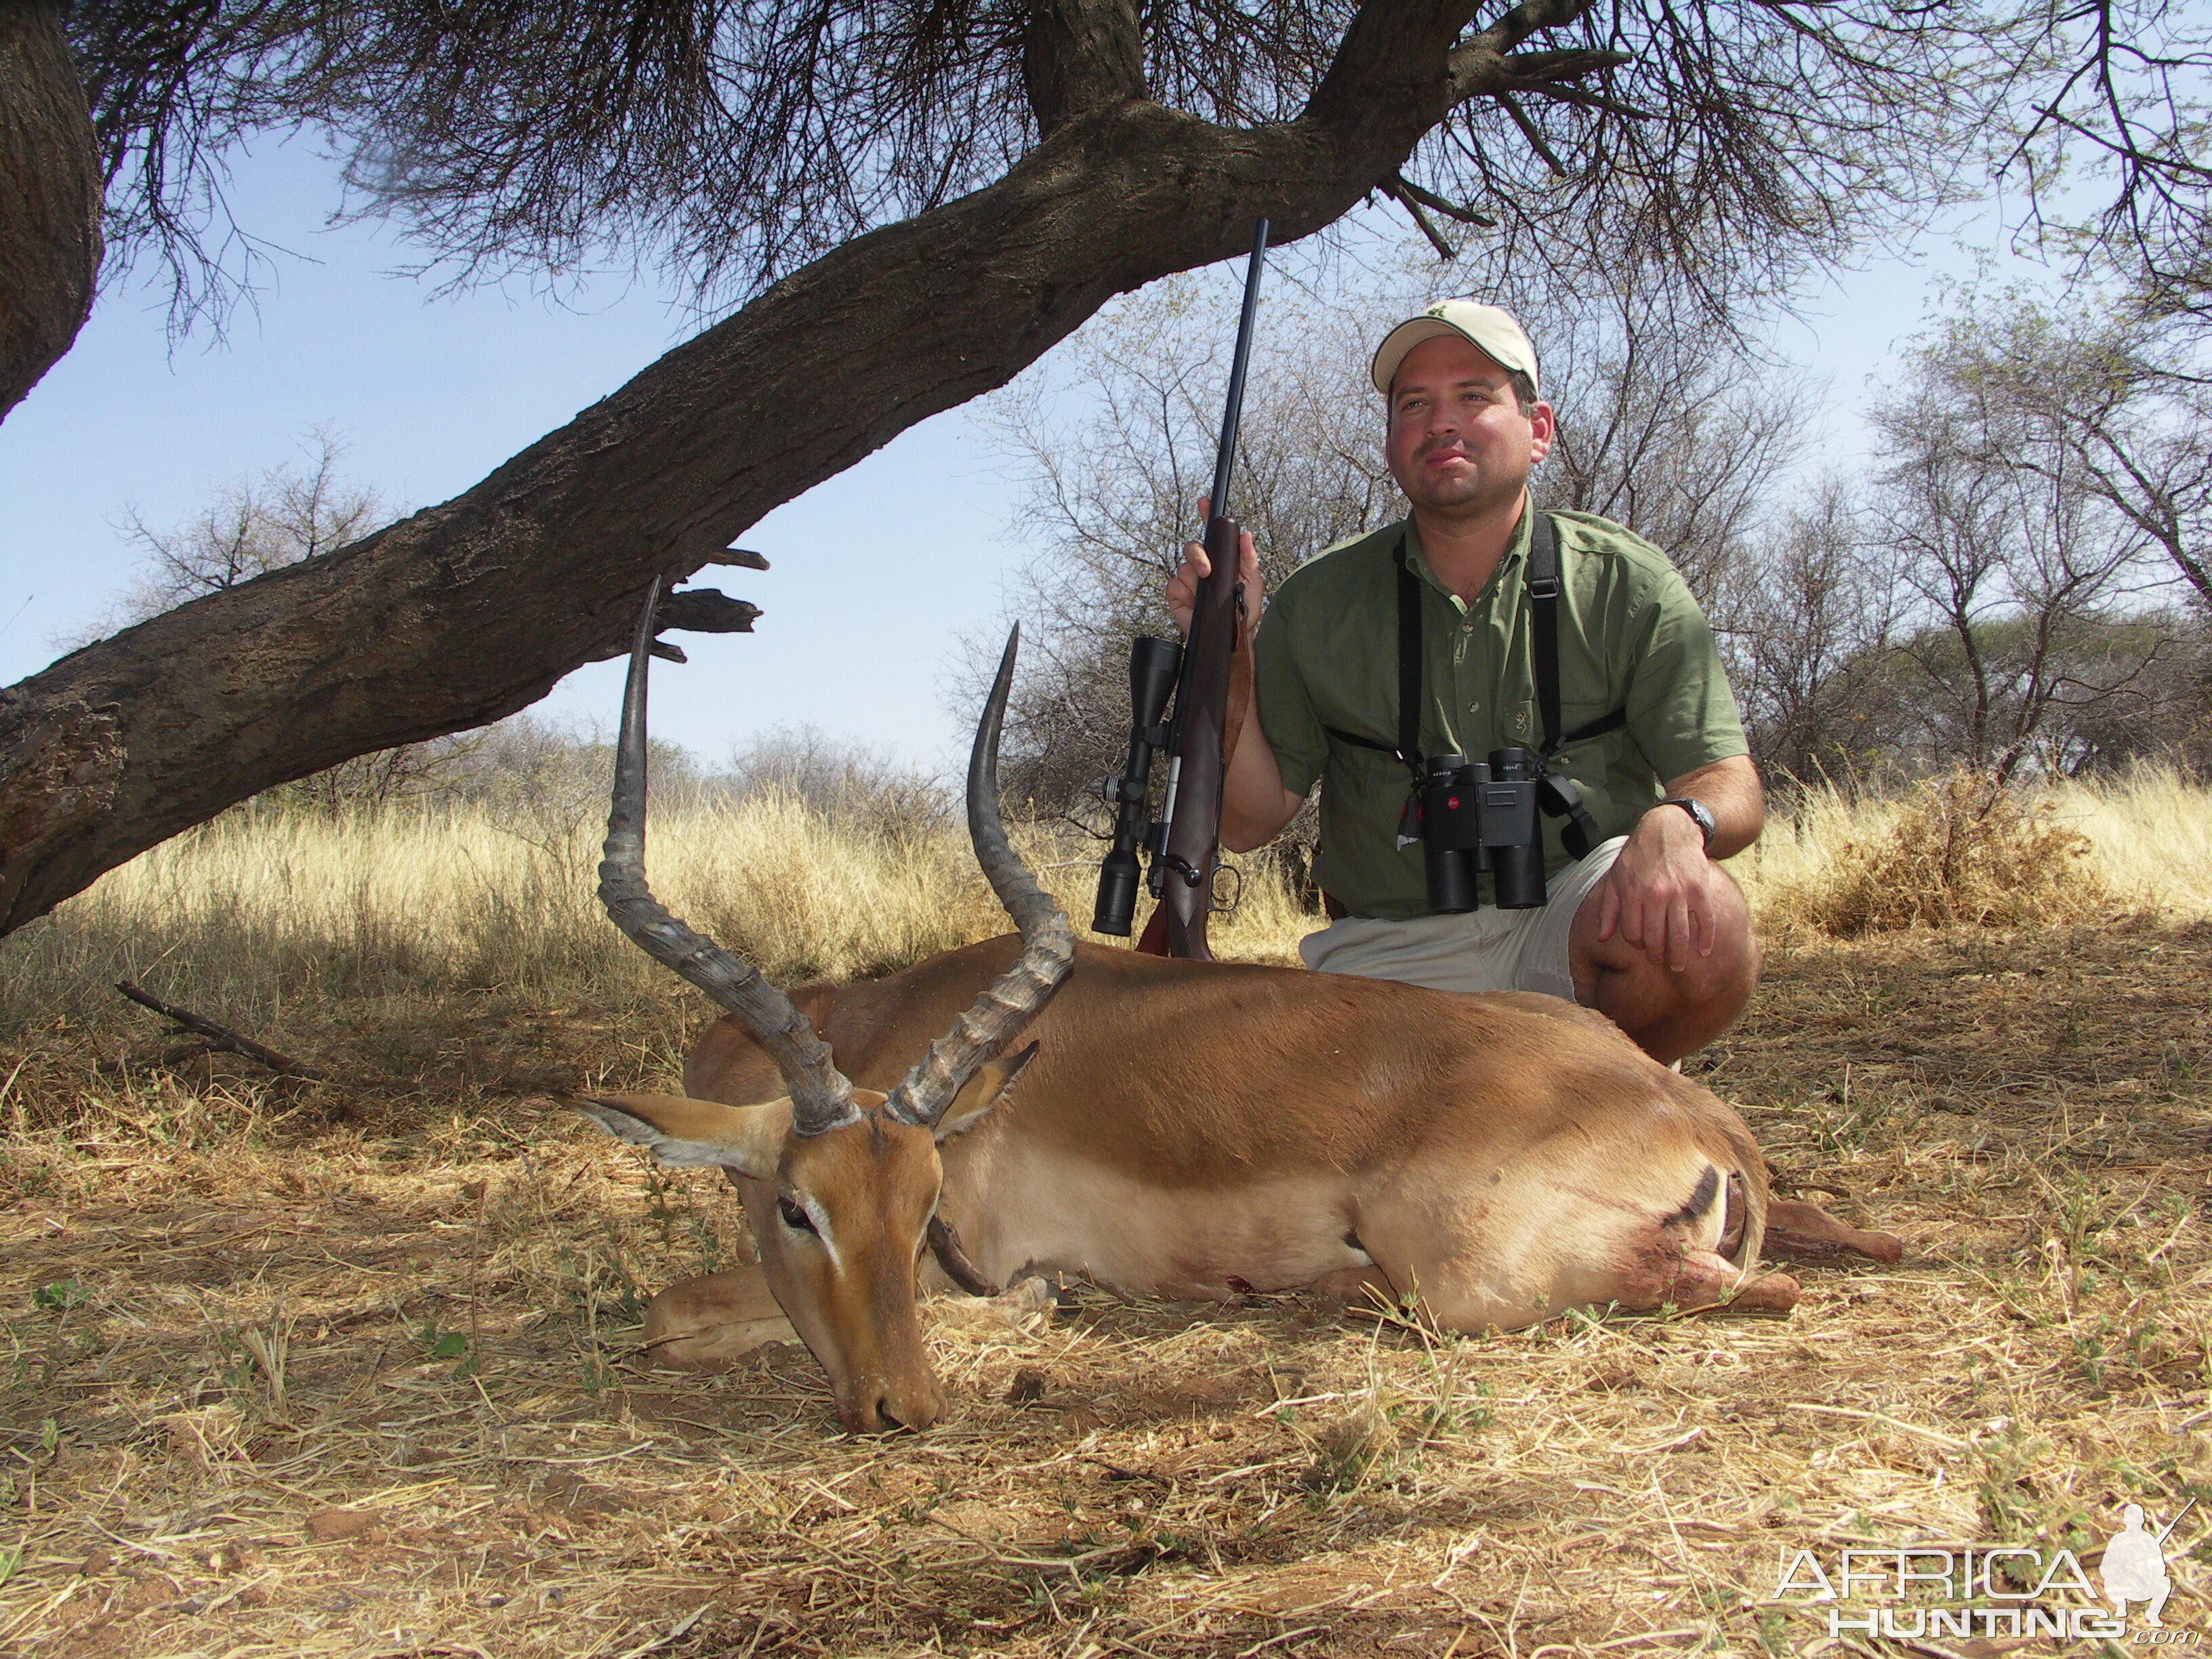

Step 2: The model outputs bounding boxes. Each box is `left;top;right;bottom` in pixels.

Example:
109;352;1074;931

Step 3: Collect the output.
2106;1500;2192;1629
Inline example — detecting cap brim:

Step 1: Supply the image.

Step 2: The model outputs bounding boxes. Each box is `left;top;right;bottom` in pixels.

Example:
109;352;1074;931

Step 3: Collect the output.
1370;319;1462;396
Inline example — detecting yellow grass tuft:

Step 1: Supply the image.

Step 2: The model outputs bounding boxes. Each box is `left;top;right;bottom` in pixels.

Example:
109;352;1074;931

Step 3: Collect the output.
1739;763;2212;935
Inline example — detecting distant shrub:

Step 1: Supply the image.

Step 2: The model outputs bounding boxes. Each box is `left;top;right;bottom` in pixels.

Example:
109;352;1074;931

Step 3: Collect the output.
1771;770;2108;936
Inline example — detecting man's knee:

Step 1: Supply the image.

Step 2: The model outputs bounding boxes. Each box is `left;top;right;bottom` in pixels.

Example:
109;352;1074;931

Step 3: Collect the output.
1573;864;1759;1004
1691;869;1760;1002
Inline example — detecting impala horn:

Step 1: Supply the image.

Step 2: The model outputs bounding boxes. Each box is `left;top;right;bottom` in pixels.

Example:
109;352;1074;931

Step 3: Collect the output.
598;579;860;1136
883;626;1076;1130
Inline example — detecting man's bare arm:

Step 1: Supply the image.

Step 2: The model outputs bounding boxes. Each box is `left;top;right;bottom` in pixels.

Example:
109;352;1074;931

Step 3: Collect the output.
1663;754;1763;859
1219;711;1303;851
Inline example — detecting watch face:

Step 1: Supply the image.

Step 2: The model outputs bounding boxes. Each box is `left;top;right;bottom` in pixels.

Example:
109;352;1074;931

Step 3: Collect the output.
1668;798;1715;843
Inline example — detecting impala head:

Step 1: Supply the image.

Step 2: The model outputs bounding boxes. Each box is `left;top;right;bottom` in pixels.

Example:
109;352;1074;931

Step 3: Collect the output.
579;586;1071;1431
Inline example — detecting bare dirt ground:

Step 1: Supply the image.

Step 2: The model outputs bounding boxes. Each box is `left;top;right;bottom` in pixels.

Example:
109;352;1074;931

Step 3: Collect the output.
0;918;2205;1658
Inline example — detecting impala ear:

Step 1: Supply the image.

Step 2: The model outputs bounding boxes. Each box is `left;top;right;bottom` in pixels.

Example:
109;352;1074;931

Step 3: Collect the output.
577;1093;790;1180
933;1043;1039;1143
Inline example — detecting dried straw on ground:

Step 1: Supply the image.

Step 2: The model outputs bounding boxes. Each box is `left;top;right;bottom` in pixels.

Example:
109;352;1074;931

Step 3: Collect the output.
0;777;2206;1656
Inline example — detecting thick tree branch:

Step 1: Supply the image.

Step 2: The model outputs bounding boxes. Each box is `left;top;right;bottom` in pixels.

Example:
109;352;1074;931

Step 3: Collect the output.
1446;0;1606;100
0;0;102;422
1022;0;1145;138
1;1;1504;934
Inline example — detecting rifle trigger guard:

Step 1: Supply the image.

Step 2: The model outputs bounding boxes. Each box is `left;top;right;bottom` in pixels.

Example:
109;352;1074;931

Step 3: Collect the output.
1210;861;1242;917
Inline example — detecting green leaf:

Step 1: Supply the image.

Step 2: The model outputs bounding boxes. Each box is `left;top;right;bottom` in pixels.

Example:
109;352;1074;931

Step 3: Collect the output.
428;1333;468;1359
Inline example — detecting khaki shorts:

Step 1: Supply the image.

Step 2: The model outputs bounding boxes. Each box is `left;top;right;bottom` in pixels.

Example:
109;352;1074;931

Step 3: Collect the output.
1300;836;1627;1004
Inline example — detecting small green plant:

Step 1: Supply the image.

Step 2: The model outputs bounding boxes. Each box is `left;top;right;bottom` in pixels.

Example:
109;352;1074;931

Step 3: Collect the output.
31;1280;87;1313
417;1319;474;1378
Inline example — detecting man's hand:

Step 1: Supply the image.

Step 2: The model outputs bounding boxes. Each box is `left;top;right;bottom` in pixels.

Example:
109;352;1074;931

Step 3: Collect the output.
1166;495;1301;851
1168;494;1263;639
1595;806;1724;969
1594;754;1765;970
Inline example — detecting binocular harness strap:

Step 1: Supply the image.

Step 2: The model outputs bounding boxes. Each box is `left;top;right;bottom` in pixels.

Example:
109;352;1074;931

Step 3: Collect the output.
1323;513;1622;863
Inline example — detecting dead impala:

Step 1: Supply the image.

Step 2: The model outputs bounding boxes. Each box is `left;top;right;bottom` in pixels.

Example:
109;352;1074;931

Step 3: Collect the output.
580;589;1896;1432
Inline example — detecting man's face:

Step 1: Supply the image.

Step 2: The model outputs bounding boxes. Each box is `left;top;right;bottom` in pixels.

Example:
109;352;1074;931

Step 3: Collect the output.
1385;332;1555;521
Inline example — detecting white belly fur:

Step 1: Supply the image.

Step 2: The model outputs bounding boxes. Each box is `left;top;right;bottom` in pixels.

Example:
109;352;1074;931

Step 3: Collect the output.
945;1146;1372;1300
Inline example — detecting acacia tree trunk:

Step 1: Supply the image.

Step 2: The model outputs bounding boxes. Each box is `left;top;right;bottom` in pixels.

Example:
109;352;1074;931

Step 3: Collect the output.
0;4;1590;935
0;0;101;422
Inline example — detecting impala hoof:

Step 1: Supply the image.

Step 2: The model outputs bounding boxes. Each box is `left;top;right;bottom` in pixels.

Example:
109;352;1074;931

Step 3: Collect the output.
935;1274;1054;1331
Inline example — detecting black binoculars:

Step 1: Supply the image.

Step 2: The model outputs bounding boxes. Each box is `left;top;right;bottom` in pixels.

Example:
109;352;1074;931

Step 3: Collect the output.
1411;747;1549;913
1092;636;1184;935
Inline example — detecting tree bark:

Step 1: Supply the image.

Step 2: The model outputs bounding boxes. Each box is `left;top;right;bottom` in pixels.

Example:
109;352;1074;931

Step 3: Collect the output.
1;3;1576;936
0;0;101;424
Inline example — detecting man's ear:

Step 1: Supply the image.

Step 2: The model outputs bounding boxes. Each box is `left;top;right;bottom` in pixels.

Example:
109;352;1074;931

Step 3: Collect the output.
934;1043;1039;1143
577;1093;790;1179
1527;398;1556;464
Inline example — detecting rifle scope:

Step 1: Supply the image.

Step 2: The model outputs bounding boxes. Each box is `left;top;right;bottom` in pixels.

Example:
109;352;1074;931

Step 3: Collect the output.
1091;634;1183;935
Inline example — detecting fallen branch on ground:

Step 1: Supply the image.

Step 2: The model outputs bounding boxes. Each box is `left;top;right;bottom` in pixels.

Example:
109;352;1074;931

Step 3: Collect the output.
115;979;331;1080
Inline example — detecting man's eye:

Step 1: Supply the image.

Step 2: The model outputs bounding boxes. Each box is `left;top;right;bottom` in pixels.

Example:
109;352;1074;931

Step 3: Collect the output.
777;1195;817;1234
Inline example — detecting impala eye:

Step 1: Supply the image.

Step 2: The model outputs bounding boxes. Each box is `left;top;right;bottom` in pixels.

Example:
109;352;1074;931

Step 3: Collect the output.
777;1195;817;1235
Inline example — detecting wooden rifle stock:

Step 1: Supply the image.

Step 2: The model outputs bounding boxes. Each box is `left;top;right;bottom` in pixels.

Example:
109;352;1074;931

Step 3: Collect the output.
1141;514;1245;959
1135;218;1269;960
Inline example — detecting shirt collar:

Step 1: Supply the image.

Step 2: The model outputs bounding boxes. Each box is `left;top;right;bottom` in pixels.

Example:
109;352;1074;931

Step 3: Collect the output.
1401;500;1535;615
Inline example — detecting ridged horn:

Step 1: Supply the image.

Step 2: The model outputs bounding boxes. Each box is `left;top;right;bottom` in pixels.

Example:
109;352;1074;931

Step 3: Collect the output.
883;626;1075;1128
597;580;859;1136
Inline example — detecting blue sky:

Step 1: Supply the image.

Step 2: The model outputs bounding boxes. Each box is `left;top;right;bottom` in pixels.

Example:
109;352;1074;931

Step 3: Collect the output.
0;138;2029;775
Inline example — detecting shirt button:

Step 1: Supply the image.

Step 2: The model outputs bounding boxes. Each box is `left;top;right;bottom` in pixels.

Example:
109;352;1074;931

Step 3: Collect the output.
1467;700;1480;712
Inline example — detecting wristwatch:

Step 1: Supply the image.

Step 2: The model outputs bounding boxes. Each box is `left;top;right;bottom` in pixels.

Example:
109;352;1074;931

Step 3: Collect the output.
1658;796;1717;851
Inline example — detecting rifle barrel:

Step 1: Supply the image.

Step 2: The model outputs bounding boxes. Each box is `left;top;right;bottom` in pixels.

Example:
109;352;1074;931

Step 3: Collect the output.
1207;218;1271;518
2156;1496;2198;1545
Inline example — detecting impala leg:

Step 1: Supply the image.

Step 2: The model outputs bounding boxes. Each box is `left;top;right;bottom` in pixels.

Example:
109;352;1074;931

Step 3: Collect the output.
1763;1198;1903;1264
1624;1248;1801;1316
1355;1144;1802;1332
1305;1266;1398;1305
639;1263;799;1370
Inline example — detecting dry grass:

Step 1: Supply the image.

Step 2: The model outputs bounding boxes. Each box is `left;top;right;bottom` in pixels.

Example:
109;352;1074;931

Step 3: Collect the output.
1740;762;2212;935
0;781;2207;1656
0;793;1313;1054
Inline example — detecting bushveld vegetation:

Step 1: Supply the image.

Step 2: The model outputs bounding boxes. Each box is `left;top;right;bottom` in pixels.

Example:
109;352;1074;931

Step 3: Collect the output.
0;771;2207;1655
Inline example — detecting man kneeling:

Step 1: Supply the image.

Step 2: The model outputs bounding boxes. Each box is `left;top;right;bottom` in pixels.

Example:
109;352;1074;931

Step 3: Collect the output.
1168;300;1759;1064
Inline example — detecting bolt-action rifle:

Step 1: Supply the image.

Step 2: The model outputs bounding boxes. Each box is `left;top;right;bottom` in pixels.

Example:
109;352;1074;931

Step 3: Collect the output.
1092;219;1268;960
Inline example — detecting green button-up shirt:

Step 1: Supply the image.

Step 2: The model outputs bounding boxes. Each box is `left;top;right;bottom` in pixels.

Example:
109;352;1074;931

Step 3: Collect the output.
1252;506;1748;920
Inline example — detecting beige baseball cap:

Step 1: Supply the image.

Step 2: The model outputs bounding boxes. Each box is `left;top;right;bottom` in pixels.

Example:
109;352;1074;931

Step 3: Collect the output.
1370;300;1540;397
